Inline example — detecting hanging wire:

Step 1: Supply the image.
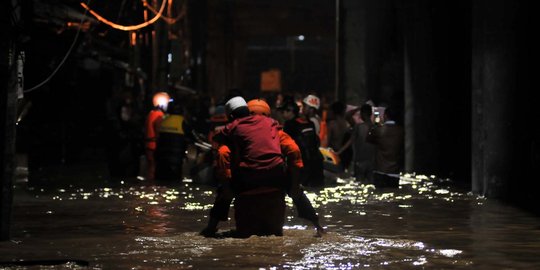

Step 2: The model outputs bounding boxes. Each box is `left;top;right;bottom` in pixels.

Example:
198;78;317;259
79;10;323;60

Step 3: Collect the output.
24;0;92;93
146;0;185;24
80;0;167;31
24;0;172;93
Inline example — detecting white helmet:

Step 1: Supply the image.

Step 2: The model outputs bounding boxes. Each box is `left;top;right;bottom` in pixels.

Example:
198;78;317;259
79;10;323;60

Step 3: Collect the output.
152;92;170;111
225;96;248;115
303;94;320;110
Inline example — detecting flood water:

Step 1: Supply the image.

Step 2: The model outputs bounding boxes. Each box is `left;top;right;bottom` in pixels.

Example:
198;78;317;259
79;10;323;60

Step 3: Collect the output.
1;172;540;269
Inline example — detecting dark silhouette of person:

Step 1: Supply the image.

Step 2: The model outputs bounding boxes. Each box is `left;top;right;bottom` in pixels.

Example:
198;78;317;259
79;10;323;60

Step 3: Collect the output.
155;102;190;184
279;99;325;187
366;107;404;187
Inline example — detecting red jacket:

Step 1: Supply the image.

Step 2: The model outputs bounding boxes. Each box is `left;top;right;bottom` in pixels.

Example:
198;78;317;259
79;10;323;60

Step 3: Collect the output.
220;114;283;170
215;129;303;181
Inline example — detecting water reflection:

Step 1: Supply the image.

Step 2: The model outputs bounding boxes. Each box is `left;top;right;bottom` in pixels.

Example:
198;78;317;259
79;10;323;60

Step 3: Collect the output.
1;174;539;269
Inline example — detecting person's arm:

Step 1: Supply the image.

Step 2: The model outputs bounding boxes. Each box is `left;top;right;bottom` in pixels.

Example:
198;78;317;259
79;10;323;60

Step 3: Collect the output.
337;136;353;156
278;129;303;198
153;114;164;141
326;121;334;149
215;145;232;182
337;123;358;155
279;130;303;169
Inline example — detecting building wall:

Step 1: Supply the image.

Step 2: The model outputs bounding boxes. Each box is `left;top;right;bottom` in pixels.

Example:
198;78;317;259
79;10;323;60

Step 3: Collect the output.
342;0;537;212
342;0;471;181
472;0;536;212
205;0;335;99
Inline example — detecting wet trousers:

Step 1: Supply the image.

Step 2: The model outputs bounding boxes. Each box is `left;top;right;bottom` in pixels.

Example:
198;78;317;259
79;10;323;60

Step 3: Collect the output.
373;171;399;188
209;178;319;226
234;190;285;238
145;149;156;181
301;157;325;187
290;191;319;225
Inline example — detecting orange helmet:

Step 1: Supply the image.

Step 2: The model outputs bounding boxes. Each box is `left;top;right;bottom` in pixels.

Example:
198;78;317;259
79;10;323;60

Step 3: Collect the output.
152;92;170;110
247;98;271;116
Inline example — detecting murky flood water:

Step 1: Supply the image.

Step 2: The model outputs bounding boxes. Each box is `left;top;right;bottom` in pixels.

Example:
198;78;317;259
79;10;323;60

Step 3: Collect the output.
1;174;540;269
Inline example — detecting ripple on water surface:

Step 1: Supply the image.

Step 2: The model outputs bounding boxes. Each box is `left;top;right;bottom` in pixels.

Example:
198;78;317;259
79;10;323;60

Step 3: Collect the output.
3;173;540;269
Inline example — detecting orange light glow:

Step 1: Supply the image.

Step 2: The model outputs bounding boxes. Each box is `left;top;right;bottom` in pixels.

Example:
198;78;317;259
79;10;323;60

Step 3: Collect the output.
80;0;167;31
130;31;137;46
146;1;185;24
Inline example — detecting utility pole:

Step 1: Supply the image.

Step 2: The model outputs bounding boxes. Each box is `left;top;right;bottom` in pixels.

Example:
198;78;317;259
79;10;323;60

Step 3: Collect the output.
151;0;169;93
335;0;342;101
1;0;20;241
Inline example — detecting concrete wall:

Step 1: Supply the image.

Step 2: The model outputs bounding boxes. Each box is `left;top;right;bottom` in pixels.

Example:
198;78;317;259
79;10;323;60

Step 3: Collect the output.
472;0;536;211
342;0;403;107
341;0;537;212
402;0;472;180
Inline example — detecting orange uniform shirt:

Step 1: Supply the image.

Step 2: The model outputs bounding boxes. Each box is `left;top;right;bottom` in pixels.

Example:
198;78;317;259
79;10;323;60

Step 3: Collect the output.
145;109;164;150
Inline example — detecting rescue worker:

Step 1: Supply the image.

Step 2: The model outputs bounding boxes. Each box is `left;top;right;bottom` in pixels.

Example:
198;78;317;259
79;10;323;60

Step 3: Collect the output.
203;96;287;238
154;102;189;184
145;92;169;181
201;99;325;236
303;94;322;135
201;99;325;237
279;99;325;187
247;99;324;235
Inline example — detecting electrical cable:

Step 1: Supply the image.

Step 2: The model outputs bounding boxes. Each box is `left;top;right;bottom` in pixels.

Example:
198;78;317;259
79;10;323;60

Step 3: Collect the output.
145;1;185;24
23;0;92;93
80;0;167;31
23;0;170;93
